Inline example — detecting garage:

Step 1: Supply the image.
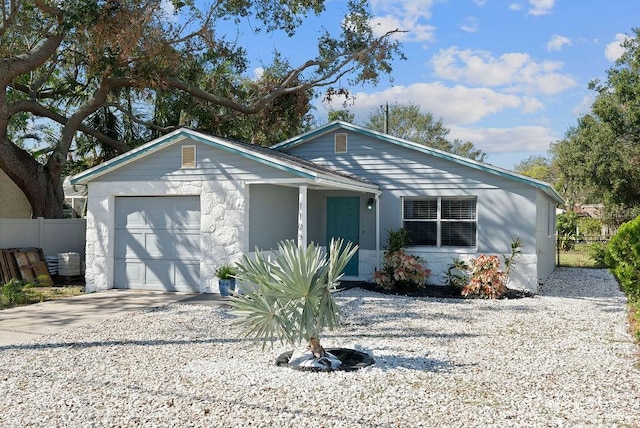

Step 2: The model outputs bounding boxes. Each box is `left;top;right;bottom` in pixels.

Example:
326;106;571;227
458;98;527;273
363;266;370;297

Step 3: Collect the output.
114;196;201;292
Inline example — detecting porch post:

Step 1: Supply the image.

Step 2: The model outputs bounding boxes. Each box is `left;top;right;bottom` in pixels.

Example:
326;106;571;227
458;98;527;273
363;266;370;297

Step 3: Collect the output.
298;184;308;247
375;194;380;270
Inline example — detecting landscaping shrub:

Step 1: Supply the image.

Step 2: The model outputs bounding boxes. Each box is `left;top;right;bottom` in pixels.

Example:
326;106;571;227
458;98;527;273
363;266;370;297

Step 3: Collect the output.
454;237;522;299
557;212;578;250
461;255;506;299
443;258;470;294
578;217;602;237
373;229;431;292
1;279;29;304
587;242;608;268
606;215;640;300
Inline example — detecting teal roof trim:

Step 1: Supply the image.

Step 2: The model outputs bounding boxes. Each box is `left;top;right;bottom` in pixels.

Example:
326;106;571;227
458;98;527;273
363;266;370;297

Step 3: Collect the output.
185;132;315;180
70;129;316;184
272;121;564;205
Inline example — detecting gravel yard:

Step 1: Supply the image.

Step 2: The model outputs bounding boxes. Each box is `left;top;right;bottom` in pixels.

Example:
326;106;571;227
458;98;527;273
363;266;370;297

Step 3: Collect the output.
1;267;639;427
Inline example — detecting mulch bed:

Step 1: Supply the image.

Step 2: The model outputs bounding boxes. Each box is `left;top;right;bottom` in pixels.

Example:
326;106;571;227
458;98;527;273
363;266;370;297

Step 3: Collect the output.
276;348;375;372
340;281;535;299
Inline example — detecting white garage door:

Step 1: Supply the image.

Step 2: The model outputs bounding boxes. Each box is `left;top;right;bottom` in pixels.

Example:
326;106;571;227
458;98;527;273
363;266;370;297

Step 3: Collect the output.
115;196;201;292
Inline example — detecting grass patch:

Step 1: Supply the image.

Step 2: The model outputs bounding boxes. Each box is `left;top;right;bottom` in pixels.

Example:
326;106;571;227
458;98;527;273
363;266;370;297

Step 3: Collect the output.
0;279;84;310
557;242;605;268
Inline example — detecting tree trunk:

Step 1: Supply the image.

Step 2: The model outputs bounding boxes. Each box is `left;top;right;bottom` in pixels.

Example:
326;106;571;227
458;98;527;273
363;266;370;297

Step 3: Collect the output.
308;336;327;359
0;136;65;218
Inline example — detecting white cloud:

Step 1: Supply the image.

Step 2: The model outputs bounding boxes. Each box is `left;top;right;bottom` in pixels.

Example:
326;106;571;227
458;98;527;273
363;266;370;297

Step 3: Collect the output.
159;0;177;20
319;82;558;156
459;17;479;34
572;94;595;117
449;125;557;153
253;67;264;80
473;0;487;5
430;47;577;95
323;82;539;126
370;0;437;42
605;33;631;62
509;3;522;11
547;35;571;51
528;0;555;16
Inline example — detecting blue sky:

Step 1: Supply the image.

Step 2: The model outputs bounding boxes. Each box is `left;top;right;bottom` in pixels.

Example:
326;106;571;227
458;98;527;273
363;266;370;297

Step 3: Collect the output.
190;0;640;170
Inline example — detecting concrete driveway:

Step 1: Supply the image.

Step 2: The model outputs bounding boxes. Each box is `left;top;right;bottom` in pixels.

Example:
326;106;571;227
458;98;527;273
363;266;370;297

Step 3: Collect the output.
0;290;226;347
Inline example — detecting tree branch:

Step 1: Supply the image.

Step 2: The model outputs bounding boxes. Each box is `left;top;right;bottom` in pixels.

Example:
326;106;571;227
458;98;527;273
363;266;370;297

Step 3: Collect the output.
106;101;181;134
10;99;130;153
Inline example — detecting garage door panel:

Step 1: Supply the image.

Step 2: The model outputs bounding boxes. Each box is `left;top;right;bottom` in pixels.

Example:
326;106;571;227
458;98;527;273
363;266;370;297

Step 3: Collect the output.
174;261;200;289
116;231;146;258
174;232;200;256
173;200;201;227
144;260;175;289
115;260;144;288
115;196;201;292
144;231;175;258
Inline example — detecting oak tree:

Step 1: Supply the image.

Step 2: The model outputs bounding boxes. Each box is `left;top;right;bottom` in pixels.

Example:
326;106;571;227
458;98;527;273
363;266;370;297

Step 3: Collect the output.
0;0;403;217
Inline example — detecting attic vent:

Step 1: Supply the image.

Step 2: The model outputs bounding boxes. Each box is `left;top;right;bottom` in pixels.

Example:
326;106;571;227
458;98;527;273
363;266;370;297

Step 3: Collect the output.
181;145;196;168
334;133;347;153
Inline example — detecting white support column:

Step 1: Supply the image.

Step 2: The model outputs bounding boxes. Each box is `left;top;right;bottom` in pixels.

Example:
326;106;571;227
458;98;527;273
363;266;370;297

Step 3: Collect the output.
375;194;380;270
298;185;308;247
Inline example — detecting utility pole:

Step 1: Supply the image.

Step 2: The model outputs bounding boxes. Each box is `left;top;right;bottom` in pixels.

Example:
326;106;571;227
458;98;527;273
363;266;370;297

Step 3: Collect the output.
383;102;389;134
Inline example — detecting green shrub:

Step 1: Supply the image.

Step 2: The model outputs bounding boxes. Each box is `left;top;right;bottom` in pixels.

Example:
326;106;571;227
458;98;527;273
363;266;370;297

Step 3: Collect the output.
444;259;470;293
215;264;237;279
1;279;28;304
606;215;640;299
578;217;602;237
385;228;411;252
587;242;608;268
557;212;578;250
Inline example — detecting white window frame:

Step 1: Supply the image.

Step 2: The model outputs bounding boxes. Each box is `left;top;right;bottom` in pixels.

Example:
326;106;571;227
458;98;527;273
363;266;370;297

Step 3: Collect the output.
402;196;478;248
334;133;347;153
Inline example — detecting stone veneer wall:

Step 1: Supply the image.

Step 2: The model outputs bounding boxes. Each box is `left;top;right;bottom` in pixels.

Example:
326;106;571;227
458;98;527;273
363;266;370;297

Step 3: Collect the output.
85;180;248;293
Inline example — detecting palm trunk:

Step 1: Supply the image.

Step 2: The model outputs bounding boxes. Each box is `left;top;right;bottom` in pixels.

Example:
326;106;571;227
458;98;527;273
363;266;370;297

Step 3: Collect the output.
308;336;327;359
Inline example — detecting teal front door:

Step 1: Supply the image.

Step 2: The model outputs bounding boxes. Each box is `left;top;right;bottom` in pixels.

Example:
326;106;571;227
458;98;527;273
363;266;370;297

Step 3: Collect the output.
327;197;359;276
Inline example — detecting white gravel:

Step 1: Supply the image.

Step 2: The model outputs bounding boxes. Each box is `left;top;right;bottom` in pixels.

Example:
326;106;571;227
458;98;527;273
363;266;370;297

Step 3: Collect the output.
1;267;639;427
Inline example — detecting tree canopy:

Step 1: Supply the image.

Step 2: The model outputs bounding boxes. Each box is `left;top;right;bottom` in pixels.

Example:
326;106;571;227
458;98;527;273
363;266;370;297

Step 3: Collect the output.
0;0;404;218
364;102;487;162
513;155;556;183
551;28;640;224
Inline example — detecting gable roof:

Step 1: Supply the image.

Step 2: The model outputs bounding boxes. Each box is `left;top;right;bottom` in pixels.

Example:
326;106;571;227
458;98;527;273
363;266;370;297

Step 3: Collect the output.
70;128;378;193
272;121;564;204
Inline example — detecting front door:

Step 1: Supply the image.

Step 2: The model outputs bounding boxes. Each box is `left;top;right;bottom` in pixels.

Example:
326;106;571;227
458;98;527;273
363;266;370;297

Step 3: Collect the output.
327;197;359;276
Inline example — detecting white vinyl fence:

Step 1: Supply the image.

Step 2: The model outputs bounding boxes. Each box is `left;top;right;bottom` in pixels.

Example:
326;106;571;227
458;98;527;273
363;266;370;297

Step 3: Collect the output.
0;217;86;259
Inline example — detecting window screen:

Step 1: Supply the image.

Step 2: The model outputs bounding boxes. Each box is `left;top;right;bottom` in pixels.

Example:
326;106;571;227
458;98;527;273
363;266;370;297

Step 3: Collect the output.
403;197;477;247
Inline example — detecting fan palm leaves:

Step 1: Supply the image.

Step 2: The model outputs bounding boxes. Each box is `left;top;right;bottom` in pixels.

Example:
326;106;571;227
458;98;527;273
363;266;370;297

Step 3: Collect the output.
228;238;357;350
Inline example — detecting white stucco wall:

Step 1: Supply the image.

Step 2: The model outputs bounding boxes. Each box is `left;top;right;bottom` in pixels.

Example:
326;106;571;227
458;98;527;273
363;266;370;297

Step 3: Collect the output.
85;179;248;293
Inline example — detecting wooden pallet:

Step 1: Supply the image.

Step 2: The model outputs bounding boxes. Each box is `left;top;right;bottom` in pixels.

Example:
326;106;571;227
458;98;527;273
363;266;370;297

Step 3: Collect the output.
0;248;53;286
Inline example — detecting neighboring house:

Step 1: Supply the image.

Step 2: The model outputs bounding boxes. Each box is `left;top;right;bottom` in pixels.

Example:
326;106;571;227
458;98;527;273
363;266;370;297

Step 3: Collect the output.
63;178;87;219
71;122;563;294
0;168;31;218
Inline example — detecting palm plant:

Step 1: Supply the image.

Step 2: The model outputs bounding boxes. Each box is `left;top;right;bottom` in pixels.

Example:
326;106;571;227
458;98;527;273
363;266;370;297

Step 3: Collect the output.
228;238;358;353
